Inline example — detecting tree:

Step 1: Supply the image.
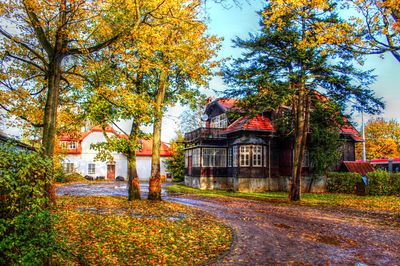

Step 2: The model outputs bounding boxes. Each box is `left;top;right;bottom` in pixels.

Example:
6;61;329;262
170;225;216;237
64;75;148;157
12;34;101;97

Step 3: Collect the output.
145;0;220;200
179;98;207;133
165;132;185;182
346;0;400;62
0;0;171;203
356;118;400;159
224;0;384;201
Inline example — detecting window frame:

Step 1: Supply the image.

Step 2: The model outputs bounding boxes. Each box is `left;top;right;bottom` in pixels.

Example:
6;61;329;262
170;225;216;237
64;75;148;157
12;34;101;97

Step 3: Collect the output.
252;145;263;167
64;163;74;173
240;146;250;167
202;148;227;167
88;163;96;174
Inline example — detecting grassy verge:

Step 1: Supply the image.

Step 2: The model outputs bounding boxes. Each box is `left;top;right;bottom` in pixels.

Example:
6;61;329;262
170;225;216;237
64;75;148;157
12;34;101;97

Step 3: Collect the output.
167;185;400;213
54;196;232;265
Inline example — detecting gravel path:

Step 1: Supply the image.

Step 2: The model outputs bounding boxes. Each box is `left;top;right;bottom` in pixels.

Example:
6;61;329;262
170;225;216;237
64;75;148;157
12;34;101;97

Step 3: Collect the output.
56;182;400;266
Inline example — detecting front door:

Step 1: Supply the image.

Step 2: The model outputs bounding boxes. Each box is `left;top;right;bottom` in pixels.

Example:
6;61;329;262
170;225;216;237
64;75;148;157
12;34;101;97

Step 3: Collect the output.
107;164;115;180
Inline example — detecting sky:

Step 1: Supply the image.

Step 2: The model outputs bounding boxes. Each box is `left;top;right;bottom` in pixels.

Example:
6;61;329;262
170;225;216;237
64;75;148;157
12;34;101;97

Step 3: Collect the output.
2;1;400;142
160;1;400;142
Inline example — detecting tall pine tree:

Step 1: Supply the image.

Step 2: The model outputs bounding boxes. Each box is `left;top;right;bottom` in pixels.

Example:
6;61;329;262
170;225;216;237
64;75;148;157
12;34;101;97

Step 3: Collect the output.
224;1;384;201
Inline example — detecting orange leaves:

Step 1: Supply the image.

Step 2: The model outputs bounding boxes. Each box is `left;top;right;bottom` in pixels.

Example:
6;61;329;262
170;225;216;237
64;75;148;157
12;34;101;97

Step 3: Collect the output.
54;196;232;265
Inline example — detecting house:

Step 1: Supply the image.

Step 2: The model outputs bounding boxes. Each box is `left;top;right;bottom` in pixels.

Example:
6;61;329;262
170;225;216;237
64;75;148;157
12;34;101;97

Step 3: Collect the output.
0;131;35;151
184;98;361;192
60;126;172;180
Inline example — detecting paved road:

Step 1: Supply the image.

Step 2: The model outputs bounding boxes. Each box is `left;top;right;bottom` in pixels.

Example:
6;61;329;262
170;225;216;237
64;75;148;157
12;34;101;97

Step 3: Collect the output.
56;181;169;198
56;182;400;266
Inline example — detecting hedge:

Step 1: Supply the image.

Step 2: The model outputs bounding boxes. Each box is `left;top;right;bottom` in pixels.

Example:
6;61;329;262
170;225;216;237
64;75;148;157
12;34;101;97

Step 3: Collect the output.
327;172;362;193
327;170;400;195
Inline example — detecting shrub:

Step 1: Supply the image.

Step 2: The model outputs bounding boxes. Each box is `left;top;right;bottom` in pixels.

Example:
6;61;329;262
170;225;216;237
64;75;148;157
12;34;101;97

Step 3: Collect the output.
366;170;392;196
0;142;57;265
327;172;362;193
391;173;400;195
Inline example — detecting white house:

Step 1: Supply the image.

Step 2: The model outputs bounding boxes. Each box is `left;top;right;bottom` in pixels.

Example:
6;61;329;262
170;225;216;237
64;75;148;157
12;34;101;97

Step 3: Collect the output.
60;126;172;180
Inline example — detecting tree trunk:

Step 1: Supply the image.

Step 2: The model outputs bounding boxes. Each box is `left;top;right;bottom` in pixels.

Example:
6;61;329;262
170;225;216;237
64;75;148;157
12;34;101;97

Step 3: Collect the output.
289;87;311;201
148;68;168;201
127;150;141;200
127;122;141;200
42;57;63;206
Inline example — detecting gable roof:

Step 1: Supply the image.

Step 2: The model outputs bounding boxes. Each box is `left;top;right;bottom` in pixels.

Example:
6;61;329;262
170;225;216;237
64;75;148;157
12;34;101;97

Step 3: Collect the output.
60;126;172;157
339;118;362;141
224;114;275;134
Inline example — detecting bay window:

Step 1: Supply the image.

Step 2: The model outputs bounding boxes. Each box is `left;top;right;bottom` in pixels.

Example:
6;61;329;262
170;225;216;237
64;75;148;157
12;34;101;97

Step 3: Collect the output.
202;148;226;167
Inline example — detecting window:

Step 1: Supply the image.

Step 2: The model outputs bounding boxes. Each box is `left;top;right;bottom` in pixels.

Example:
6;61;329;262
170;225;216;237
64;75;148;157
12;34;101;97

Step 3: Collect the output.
61;141;67;149
263;146;267;167
210;114;228;128
228;148;232;167
192;148;200;167
68;142;77;149
64;163;74;173
88;163;96;174
202;148;226;167
240;146;250;166
232;146;238;167
184;150;189;167
252;145;262;167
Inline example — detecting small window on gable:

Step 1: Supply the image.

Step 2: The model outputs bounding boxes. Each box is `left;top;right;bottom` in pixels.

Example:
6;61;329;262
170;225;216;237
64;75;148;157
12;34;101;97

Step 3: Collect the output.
88;163;96;174
210;114;228;128
68;142;77;149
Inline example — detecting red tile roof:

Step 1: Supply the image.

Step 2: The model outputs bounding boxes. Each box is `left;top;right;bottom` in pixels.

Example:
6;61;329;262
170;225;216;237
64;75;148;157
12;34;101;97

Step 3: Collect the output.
339;118;362;141
216;98;238;110
341;161;374;176
224;114;275;133
60;126;172;157
136;139;172;157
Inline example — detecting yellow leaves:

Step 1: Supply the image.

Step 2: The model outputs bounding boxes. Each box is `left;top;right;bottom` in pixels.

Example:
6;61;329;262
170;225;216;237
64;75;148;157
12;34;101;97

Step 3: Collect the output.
54;196;233;265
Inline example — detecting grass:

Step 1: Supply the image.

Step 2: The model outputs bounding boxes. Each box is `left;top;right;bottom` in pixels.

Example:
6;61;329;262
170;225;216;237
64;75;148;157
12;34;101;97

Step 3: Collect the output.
167;185;400;213
54;196;232;265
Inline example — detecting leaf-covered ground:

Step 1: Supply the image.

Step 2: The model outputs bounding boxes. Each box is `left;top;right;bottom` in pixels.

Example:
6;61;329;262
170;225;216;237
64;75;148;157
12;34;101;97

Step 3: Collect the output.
169;194;400;265
167;185;400;213
54;196;232;265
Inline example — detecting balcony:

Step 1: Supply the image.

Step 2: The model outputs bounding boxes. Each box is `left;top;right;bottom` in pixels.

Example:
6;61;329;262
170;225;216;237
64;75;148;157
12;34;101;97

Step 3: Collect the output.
184;128;227;142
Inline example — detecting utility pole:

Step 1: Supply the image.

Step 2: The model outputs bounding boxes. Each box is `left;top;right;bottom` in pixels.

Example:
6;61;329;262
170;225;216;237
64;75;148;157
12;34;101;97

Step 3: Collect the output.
361;109;366;161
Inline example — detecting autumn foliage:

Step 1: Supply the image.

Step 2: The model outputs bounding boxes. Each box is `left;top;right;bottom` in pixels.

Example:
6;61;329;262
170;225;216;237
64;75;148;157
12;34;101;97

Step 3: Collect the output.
356;118;400;159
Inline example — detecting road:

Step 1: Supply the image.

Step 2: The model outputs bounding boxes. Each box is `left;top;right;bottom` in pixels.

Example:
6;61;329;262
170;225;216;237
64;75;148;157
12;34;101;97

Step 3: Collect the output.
56;182;400;266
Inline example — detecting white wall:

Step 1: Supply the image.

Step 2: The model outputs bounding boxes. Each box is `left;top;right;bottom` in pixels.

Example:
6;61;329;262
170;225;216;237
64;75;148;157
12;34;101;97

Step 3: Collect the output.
63;132;169;180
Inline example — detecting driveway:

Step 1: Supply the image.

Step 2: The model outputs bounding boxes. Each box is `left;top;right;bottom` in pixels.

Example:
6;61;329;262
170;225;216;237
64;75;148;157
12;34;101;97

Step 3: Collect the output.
56;182;400;266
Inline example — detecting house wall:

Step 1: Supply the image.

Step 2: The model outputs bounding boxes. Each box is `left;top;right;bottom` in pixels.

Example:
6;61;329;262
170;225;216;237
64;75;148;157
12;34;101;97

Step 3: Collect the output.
63;131;169;180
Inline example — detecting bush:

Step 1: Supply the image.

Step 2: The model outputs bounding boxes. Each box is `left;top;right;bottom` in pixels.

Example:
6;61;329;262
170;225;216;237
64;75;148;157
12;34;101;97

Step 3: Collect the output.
366;170;392;196
366;170;400;196
391;173;400;195
0;142;57;265
327;172;362;193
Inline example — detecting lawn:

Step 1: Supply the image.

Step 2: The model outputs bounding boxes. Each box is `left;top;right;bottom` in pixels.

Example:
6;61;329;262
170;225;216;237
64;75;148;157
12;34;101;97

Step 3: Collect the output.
166;185;400;213
54;196;232;265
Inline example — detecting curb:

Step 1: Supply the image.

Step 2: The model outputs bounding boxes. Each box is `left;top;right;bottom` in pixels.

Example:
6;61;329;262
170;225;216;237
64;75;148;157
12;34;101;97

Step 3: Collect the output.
200;223;238;266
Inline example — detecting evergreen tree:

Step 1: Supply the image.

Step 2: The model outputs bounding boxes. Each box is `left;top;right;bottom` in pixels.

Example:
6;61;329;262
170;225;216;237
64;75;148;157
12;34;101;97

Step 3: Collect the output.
224;1;384;201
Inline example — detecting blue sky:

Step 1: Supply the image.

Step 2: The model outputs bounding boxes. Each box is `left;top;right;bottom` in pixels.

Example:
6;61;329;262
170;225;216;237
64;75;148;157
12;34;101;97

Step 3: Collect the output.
162;1;400;141
203;2;399;121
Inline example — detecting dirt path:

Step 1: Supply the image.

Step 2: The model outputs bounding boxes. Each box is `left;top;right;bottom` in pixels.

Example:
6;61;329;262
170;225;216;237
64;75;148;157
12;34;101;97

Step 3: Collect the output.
170;195;400;266
56;183;400;266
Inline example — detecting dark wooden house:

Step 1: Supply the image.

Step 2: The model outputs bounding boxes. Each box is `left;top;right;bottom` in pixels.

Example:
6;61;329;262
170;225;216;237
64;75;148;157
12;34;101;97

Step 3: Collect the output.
184;98;361;192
